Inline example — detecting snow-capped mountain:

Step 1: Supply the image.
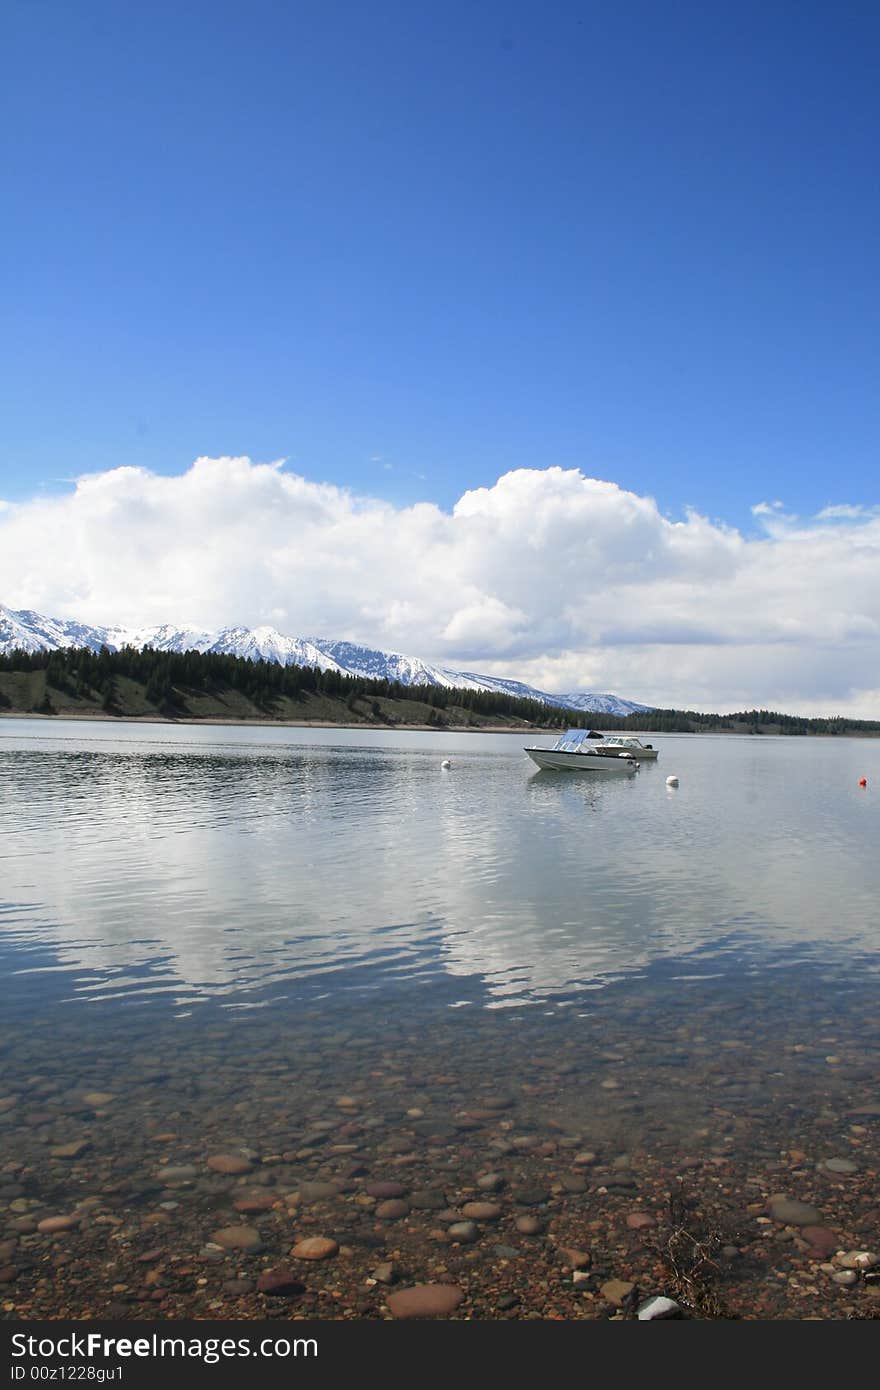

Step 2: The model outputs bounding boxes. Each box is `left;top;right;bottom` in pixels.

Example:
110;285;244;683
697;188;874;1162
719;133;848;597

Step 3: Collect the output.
0;603;653;715
553;690;654;717
0;607;119;655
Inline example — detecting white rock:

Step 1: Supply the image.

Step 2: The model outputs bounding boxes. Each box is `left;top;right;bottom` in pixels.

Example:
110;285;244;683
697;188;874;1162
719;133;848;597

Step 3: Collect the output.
837;1250;879;1270
637;1296;683;1320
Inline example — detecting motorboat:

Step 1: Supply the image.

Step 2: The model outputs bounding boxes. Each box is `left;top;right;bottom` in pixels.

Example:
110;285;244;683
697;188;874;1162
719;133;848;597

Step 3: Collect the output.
524;728;640;773
594;735;659;760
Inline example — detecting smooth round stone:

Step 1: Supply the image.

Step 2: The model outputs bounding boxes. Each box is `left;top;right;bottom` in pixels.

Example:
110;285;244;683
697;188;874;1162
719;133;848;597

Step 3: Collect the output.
573;1152;597;1167
559;1175;587;1194
37;1216;80;1234
291;1236;338;1261
157;1165;199;1185
514;1215;544;1235
626;1212;656;1230
832;1270;858;1286
822;1158;859;1175
365;1181;406;1199
257;1269;307;1297
387;1284;464;1318
476;1173;505;1192
375;1199;410;1220
233;1193;276;1214
513;1187;548;1206
558;1247;591;1270
223;1278;254;1295
767;1195;823;1226
447;1221;478;1243
461;1201;502;1221
82;1092;115;1108
409;1189;447;1211
297;1181;340;1201
837;1250;879;1270
601;1278;635;1306
207;1154;253;1175
50;1142;90;1160
212;1226;263;1253
802;1226;839;1257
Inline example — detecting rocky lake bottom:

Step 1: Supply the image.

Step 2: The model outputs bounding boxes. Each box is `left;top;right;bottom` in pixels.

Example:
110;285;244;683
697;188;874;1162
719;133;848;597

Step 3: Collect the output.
2;961;878;1322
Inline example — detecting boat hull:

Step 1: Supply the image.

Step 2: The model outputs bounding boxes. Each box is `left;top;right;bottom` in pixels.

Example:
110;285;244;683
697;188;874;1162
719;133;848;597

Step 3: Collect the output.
599;740;659;760
525;748;639;773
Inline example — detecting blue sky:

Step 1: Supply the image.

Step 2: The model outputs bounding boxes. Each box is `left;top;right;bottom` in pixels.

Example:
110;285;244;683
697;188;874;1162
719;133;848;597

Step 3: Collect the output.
4;0;878;530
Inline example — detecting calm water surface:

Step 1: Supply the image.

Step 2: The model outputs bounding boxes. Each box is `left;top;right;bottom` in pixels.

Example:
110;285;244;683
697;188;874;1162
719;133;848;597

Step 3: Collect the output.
1;719;878;1014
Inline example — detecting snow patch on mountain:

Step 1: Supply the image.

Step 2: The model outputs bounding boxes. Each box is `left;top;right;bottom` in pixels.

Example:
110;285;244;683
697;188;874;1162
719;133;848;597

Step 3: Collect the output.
0;602;654;714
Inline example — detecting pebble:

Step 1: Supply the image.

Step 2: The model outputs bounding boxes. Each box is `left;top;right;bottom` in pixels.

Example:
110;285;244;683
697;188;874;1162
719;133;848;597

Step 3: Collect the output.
558;1175;587;1194
832;1270;858;1286
375;1199;410;1220
836;1250;879;1271
370;1261;398;1285
601;1278;635;1306
514;1215;544;1235
822;1158;859;1175
409;1189;447;1210
387;1284;464;1318
50;1142;90;1160
447;1221;478;1243
476;1173;505;1191
82;1092;115;1107
233;1192;276;1213
207;1154;253;1175
626;1212;655;1230
211;1226;263;1253
298;1180;340;1201
802;1226;838;1257
512;1186;548;1206
291;1236;339;1261
638;1296;683;1320
460;1201;502;1221
365;1181;406;1199
37;1216;80;1234
558;1247;591;1270
156;1165;199;1185
767;1195;823;1226
256;1269;306;1296
222;1278;254;1295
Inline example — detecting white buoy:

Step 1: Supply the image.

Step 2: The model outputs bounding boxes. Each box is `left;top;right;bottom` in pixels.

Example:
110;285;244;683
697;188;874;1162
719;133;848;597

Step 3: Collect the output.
441;759;452;769
666;775;679;787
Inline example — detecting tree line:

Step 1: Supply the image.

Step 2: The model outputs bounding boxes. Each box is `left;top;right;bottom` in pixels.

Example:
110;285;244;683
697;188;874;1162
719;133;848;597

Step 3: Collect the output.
3;646;878;733
0;645;590;727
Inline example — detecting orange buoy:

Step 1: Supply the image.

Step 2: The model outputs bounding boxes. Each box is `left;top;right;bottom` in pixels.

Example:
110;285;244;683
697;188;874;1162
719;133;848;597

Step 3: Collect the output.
859;777;867;787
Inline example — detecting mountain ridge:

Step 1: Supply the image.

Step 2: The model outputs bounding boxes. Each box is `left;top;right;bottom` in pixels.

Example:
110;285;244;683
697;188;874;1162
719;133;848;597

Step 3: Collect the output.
0;602;653;717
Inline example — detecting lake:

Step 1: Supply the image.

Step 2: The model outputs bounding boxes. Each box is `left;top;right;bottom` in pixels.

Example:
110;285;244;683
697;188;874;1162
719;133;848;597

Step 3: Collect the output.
1;718;879;1319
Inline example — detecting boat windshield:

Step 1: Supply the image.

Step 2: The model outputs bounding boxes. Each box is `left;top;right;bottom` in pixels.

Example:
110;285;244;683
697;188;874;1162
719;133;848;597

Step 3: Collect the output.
551;729;595;753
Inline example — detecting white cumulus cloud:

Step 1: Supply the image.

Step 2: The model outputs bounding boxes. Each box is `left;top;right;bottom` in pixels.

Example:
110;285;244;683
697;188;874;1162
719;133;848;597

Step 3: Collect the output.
2;456;880;716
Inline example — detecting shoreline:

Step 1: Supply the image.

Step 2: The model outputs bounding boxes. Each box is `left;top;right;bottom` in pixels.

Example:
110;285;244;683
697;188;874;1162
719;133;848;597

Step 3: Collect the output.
0;710;552;734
